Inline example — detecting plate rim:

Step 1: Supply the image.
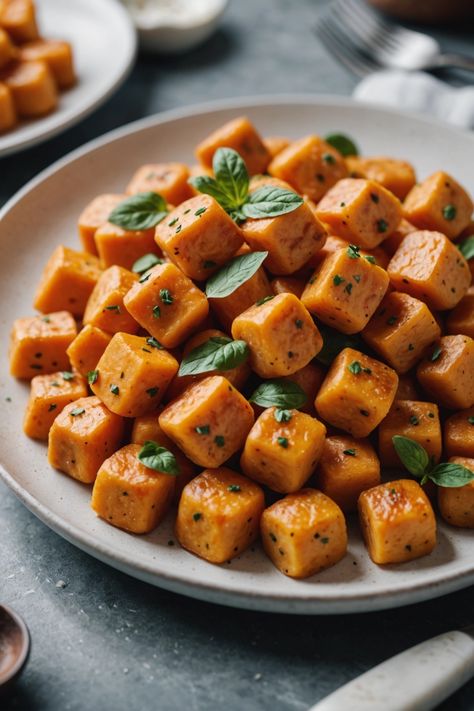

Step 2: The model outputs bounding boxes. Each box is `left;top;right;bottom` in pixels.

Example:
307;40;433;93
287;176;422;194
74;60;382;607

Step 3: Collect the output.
1;93;473;614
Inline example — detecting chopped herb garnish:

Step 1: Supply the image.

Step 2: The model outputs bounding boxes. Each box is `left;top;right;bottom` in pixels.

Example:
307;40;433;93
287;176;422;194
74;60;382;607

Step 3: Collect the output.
409;415;420;426
51;381;60;387
344;283;353;295
139;273;151;283
152;305;161;319
443;204;456;221
48;404;57;412
146;337;164;350
274;408;292;423
269;532;277;542
214;435;225;447
321;537;330;544
159;288;173;305
360;409;369;417
353;274;361;283
61;371;74;381
142;347;151;353
87;370;99;385
70;407;85;417
347;244;360;259
193;512;202;521
168;217;178;227
195;207;207;217
146;387;159;397
41;316;51;323
386;316;397;326
468;416;474;425
408;343;415;351
364;255;376;264
256;295;275;306
370;193;379;204
343;448;356;456
176;225;182;233
228;484;241;492
110;384;119;395
333;274;345;286
203;260;217;269
348;361;371;375
104;304;121;313
428;412;435;418
322;153;336;164
277;436;289;448
295;319;303;329
430;345;442;362
195;425;210;435
376;219;388;233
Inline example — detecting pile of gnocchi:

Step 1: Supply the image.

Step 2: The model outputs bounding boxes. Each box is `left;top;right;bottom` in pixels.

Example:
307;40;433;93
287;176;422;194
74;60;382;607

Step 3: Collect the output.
0;0;76;133
9;115;474;579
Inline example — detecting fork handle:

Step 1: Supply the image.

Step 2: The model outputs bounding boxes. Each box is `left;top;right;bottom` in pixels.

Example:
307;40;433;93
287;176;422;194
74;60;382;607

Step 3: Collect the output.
307;630;474;711
436;53;474;73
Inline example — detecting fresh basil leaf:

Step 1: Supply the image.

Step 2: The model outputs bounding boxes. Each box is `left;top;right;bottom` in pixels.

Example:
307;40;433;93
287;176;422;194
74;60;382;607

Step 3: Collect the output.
108;192;169;230
188;175;237;213
178;337;249;376
249;380;307;409
316;326;363;366
137;440;180;476
132;253;163;274
241;186;303;219
324;133;359;157
458;235;474;261
392;435;430;478
428;462;474;488
206;251;268;299
213;147;249;208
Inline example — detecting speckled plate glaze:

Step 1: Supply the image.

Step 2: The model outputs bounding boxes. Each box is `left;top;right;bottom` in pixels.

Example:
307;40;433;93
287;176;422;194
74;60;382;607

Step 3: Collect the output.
1;96;473;614
0;0;136;158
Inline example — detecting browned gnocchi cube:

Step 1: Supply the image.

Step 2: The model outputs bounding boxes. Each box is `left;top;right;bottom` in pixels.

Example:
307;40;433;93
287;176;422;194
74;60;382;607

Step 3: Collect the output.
241;199;327;275
315;348;398;438
95;221;158;272
0;81;16;133
444;408;474;459
387;230;470;311
438;457;474;528
195;116;270;175
77;194;126;255
447;286;474;339
91;444;175;533
403;171;473;240
159;376;254;468
123;261;209;349
316;435;380;512
48;396;124;484
83;265;139;335
23;371;88;440
155;195;244;281
10;311;77;379
2;59;57;117
66;325;112;378
240;407;326;493
34;245;102;317
176;467;265;563
378;401;442;468
301;246;389;335
126;162;193;205
0;28;17;70
346;156;416;200
395;373;420;401
231;293;322;378
261;489;347;578
358;479;437;564
417;335;474;410
0;0;39;42
362;292;441;373
18;39;76;89
268;135;348;202
315;178;402;248
91;332;179;418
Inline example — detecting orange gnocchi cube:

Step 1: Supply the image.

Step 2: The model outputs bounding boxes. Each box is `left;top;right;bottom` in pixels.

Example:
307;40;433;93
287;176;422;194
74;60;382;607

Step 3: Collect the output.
307;234;389;271
447;286;474;339
155;195;244;281
437;457;474;528
159;376;254;468
281;362;326;415
362;292;441;373
231;293;322;378
48;396;124;484
358;479;436;564
301;246;389;335
66;325;112;378
91;332;179;418
268;135;348;203
83;265;139;335
417;335;474;409
34;245;102;317
346;156;416;200
316;435;380;512
126;163;192;205
0;81;16;132
444;408;474;459
378;401;442;468
10;311;77;379
387;230;470;311
315;179;402;248
2;60;57;117
240;407;326;493
209;260;272;333
261;489;347;578
124;261;209;348
19;39;75;88
176;467;265;563
315;348;398;438
403;171;473;240
0;0;39;42
77;194;126;255
271;276;305;299
95;220;158;271
23;371;88;440
195;116;270;175
91;444;175;533
395;373;420;401
0;28;16;69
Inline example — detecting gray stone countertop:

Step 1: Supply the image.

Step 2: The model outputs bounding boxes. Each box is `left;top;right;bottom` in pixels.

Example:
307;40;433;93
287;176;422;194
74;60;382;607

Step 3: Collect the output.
1;1;473;709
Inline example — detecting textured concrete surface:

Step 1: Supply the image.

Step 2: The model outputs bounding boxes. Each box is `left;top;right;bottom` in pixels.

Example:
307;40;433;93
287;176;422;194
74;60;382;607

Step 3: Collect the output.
1;1;474;709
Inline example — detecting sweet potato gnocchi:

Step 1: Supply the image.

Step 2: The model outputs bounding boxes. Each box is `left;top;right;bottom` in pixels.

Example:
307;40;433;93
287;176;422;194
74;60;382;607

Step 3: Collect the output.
9;115;474;580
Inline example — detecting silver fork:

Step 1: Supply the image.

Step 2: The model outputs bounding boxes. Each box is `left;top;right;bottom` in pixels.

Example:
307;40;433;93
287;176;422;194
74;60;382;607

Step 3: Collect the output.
315;0;474;77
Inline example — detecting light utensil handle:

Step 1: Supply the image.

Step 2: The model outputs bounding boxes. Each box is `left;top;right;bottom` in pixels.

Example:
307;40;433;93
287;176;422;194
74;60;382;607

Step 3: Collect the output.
308;630;474;711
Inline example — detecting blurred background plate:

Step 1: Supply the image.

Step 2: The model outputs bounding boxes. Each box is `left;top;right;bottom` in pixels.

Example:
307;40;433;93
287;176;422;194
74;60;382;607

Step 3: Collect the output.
1;96;473;614
0;0;136;158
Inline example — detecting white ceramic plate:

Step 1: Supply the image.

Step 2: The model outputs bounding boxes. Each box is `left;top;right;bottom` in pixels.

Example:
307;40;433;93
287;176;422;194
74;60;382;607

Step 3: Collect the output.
1;96;473;614
0;0;136;158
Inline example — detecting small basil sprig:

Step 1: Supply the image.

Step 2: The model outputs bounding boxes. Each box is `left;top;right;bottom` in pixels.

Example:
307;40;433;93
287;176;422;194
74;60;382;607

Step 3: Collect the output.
206;251;268;298
324;133;359;157
132;253;163;274
250;380;307;409
137;441;180;475
458;235;474;261
392;436;474;488
109;192;169;231
189;147;303;223
178;337;249;376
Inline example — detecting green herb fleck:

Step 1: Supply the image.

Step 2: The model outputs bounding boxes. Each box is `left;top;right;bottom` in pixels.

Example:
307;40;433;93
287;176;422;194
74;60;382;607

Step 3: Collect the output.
430;345;442;362
353;274;361;283
195;207;207;217
333;274;345;286
321;537;330;544
343;449;356;456
146;337;164;350
409;415;420;426
377;219;388;233
152;305;161;319
146;387;159;397
364;255;376;264
61;371;74;381
110;384;119;395
87;370;99;385
256;295;275;306
168;217;178;227
214;435;225;447
160;288;173;305
48;404;57;412
70;407;85;417
195;425;210;435
468;416;474;425
228;484;241;492
193;512;202;521
104;304;121;313
274;408;292;423
347;244;360;259
277;436;289;449
322;153;336;164
344;282;353;295
295;319;303;329
41;316;51;323
443;204;456;221
386;315;397;326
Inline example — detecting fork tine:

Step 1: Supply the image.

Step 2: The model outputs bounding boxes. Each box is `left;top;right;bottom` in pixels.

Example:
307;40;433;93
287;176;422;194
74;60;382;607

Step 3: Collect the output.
318;14;380;73
315;17;376;77
332;0;401;52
